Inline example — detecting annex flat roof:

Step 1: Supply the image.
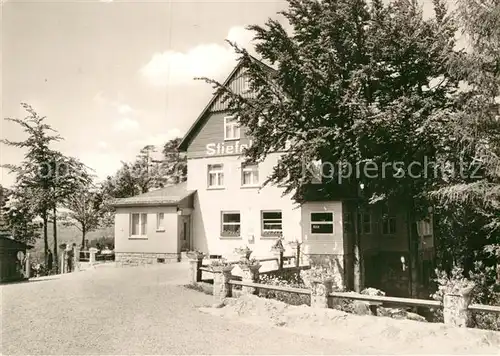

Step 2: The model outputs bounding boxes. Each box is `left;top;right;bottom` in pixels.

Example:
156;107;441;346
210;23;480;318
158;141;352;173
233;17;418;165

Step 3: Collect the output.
111;182;196;207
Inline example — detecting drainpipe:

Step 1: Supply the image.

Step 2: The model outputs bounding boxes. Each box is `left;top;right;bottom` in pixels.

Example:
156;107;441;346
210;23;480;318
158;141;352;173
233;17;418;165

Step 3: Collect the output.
353;201;361;293
354;183;364;293
406;209;414;297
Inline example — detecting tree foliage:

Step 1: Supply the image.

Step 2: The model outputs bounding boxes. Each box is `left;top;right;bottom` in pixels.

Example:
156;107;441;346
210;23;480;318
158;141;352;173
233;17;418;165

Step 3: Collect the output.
431;0;500;225
1;103;63;262
430;0;500;306
61;186;112;248
200;0;499;307
202;0;459;214
102;137;187;199
0;185;41;244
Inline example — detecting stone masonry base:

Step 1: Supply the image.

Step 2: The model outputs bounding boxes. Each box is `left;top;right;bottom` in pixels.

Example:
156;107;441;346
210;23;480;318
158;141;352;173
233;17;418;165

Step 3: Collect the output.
115;252;180;266
306;253;346;290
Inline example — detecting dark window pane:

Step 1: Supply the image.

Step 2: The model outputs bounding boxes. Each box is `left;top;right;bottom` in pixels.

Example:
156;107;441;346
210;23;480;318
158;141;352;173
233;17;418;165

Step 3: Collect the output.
263;223;282;230
223;213;240;223
263;211;282;220
222;224;240;233
390;219;396;233
311;223;333;234
311;212;333;222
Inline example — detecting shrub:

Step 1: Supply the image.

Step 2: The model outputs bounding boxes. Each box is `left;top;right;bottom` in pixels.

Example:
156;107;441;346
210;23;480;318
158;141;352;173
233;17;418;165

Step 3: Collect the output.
300;265;345;291
184;283;213;295
258;273;310;306
360;287;385;296
469;260;500;331
429;266;500;328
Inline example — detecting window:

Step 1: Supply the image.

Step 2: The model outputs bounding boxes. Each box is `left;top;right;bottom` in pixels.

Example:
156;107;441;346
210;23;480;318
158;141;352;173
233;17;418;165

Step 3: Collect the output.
358;213;372;234
130;213;147;237
224;116;240;140
382;215;397;235
417;217;433;236
262;211;283;235
241;163;259;186
310;212;334;234
156;212;165;232
221;211;241;237
208;164;224;188
343;212;352;233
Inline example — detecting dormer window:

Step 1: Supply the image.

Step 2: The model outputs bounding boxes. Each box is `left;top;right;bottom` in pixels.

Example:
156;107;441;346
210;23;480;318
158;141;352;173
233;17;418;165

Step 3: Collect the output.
224;116;240;141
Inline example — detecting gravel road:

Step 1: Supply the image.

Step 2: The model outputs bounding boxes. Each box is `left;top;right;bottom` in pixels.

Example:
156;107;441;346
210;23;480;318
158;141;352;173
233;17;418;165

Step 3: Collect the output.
1;263;366;355
1;263;498;355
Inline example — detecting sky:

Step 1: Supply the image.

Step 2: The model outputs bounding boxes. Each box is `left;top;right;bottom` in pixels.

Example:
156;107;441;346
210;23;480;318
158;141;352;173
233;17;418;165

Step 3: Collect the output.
0;0;451;188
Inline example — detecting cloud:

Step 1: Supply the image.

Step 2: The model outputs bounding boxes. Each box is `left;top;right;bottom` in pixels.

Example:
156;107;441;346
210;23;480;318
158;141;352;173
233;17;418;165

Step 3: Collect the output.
117;104;133;114
78;152;123;181
129;129;182;149
93;92;137;115
227;26;255;47
113;117;140;132
140;25;255;87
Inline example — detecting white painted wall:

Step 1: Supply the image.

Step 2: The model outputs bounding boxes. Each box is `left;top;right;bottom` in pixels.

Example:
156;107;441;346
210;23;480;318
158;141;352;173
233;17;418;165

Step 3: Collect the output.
187;153;302;257
114;206;179;254
301;201;344;254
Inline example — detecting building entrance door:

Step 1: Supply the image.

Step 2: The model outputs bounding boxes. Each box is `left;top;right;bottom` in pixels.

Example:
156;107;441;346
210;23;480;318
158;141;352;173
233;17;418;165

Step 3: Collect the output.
179;215;191;251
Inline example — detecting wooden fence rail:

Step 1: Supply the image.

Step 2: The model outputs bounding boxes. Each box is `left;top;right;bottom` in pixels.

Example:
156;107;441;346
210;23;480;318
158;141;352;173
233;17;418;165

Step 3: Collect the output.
229;280;311;295
468;304;500;314
328;291;442;308
190;259;500;328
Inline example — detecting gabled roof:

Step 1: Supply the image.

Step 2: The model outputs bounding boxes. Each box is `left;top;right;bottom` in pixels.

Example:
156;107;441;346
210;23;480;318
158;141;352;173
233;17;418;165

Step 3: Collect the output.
177;55;276;152
111;182;195;207
0;235;34;249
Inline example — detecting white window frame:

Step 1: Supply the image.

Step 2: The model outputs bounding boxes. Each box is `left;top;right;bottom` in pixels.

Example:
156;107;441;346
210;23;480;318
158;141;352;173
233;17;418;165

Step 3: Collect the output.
224;116;240;141
261;210;283;235
221;211;241;237
130;213;148;238
417;217;433;237
207;164;224;189
241;163;259;187
156;212;165;232
382;215;397;235
358;212;372;234
310;211;334;234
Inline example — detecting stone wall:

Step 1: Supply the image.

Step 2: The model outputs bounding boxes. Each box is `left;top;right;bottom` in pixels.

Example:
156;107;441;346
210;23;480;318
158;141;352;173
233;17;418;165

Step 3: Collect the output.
115;252;180;266
306;253;346;290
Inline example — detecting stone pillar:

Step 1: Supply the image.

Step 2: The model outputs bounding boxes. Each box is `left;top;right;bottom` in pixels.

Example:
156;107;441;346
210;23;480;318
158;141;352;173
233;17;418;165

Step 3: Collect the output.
240;264;261;295
443;287;474;328
310;278;334;308
73;245;80;272
60;250;66;274
89;247;98;265
213;267;233;301
295;244;301;268
25;252;31;278
189;257;203;283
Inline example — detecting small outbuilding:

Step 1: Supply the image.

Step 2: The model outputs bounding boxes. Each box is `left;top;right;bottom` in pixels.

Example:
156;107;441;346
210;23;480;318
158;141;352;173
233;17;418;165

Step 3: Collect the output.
0;235;33;283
